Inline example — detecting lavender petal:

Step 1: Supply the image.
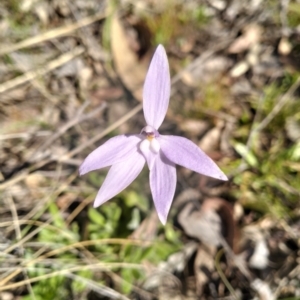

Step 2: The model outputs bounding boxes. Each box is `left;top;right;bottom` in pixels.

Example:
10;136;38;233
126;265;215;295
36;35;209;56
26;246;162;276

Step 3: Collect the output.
143;45;170;130
79;135;141;175
150;151;176;224
94;150;145;207
159;135;228;181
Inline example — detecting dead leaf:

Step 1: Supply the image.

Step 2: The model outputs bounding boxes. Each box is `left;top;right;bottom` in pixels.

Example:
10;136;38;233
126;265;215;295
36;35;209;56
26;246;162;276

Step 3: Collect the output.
230;61;250;77
246;44;261;66
194;245;216;296
208;0;227;10
163;242;198;273
177;196;253;293
181;55;231;87
111;13;152;101
143;242;197;295
52;0;71;17
201;198;236;249
25;173;46;190
173;188;202;209
241;225;270;270
130;210;159;241
228;24;262;54
285;117;300;142
179;119;209;136
251;279;275;300
57;193;77;210
0;292;15;300
178;201;217;245
34;2;53;25
233;202;244;222
10;52;56;70
78;66;93;91
89;87;123;105
198;120;224;152
249;238;269;269
55;58;84;78
231;78;253;96
278;37;292;56
177;197;235;249
0;88;25;107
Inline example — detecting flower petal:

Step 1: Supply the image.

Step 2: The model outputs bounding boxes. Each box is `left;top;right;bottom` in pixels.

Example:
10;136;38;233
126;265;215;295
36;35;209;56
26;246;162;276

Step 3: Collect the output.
139;139;159;170
79;135;141;175
150;151;176;225
143;45;170;130
159;135;228;181
94;151;145;207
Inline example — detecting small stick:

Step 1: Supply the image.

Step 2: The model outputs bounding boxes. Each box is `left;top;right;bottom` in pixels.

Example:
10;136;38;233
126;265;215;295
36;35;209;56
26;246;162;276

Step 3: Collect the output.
0;12;107;56
32;102;107;157
0;47;84;95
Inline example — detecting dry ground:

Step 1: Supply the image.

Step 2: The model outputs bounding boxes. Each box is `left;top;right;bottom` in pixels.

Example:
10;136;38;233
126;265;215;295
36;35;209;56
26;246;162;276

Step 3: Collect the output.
0;0;300;299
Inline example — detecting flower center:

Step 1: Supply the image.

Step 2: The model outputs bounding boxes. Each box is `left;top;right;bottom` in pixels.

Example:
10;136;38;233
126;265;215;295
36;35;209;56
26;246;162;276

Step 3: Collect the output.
139;125;160;154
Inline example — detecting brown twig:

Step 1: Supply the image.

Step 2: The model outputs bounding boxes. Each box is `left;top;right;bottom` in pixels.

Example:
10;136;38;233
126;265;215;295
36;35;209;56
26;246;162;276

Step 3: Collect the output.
0;12;107;56
0;47;84;95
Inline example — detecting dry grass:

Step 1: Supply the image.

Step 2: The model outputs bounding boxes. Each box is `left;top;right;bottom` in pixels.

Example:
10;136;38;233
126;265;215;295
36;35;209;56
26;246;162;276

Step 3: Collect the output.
0;0;300;299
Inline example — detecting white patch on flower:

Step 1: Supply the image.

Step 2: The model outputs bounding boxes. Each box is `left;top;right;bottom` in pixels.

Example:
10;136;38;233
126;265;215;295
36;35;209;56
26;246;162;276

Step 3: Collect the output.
139;139;151;153
139;135;160;154
150;138;160;153
140;125;160;155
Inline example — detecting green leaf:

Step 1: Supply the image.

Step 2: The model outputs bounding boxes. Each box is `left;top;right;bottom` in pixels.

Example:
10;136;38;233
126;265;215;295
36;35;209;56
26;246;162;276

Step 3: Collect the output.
127;208;141;230
289;141;300;161
233;142;258;167
124;190;148;212
88;208;105;226
48;202;65;229
120;268;134;294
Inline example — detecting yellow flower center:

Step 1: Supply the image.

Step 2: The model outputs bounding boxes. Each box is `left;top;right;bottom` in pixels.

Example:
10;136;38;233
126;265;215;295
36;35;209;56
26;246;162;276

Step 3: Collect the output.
146;133;155;141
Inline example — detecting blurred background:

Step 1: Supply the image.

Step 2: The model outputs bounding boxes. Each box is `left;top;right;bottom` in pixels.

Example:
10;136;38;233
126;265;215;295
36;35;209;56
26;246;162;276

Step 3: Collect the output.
0;0;300;299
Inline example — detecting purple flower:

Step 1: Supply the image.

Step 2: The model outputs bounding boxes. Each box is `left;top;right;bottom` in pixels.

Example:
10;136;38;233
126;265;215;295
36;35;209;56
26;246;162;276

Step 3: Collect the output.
80;45;227;224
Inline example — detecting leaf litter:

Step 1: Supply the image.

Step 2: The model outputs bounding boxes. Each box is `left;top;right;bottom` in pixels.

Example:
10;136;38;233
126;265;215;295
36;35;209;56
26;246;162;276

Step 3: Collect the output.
0;0;300;299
